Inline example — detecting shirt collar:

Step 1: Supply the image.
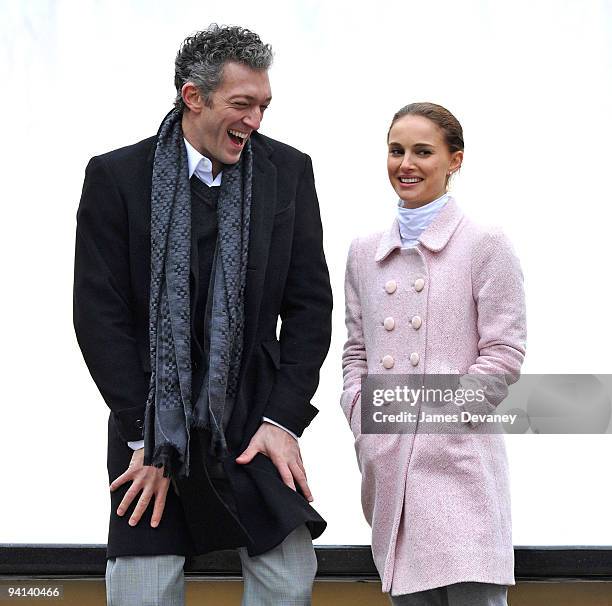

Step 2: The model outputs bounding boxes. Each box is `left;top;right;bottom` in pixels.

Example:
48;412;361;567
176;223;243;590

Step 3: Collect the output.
375;196;464;262
183;138;222;187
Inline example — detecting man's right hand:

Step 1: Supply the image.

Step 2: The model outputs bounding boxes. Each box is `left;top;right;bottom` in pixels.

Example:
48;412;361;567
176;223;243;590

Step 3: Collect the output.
110;448;170;528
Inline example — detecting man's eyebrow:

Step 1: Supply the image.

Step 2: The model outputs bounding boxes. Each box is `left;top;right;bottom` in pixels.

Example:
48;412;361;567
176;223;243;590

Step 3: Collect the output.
230;94;273;103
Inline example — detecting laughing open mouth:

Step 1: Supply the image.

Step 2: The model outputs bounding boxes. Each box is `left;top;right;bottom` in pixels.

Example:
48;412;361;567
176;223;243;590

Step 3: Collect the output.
228;129;248;146
399;177;423;184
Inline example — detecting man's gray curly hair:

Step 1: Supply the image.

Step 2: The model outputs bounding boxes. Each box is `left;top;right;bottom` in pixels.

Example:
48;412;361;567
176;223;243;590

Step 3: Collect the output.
174;24;273;110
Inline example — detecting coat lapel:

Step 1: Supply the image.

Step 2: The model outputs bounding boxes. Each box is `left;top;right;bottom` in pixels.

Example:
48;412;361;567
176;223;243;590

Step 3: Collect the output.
242;134;277;363
418;197;464;252
375;218;402;263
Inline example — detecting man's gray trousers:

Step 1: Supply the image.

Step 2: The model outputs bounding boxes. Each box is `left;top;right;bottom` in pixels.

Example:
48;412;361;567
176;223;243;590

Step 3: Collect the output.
105;524;317;606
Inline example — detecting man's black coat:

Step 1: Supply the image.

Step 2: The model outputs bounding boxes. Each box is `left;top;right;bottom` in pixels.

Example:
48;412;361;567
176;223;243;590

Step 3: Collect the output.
73;132;333;558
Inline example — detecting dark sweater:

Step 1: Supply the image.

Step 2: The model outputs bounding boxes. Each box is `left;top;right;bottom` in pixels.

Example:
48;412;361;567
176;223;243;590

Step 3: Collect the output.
189;176;221;398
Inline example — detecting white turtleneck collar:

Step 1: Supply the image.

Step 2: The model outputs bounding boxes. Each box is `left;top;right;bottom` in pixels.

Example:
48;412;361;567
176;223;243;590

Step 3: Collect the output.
397;192;450;248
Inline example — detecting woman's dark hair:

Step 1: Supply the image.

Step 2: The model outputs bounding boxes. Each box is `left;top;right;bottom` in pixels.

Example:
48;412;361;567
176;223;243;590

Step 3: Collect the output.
388;102;464;154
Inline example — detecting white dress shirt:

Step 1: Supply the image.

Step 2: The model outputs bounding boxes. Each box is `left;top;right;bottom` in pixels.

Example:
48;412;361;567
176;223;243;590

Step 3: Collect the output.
184;137;223;186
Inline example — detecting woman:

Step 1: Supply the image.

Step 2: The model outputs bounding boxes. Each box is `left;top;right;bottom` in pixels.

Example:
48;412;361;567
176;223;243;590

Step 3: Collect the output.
341;103;526;605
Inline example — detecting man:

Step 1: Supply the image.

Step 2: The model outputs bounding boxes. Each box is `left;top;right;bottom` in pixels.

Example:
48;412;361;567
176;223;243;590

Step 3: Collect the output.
73;25;332;605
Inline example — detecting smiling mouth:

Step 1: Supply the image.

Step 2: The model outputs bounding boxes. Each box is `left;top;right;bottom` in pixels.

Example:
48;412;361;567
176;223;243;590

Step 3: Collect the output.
227;129;248;147
399;177;423;185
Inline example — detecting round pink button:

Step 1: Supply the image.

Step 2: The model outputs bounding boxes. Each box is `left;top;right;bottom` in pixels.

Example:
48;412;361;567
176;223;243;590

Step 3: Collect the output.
382;355;395;369
385;280;397;294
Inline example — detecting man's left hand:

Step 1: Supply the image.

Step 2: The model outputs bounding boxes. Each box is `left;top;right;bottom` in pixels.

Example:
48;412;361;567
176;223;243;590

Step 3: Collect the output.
236;422;313;502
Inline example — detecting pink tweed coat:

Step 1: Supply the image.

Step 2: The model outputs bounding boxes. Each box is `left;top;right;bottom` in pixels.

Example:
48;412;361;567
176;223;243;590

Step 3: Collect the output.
341;198;526;596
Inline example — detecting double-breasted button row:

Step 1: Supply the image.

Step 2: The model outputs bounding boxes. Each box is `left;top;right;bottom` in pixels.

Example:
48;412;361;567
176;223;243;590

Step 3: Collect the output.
384;278;425;294
381;278;424;369
380;352;420;368
381;315;422;331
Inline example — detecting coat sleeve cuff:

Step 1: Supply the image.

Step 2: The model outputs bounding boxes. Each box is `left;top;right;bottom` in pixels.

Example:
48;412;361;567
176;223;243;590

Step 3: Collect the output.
263;385;319;438
113;405;146;442
262;417;299;440
458;374;510;428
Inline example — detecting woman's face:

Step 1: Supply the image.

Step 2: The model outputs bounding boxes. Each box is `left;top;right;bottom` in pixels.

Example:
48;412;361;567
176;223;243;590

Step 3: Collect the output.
387;114;463;208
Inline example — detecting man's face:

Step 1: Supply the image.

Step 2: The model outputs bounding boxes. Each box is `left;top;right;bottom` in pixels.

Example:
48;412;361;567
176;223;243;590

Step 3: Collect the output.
187;61;272;170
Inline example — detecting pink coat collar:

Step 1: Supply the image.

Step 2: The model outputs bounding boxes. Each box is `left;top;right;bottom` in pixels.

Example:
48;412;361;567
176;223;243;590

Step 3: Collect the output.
375;197;464;262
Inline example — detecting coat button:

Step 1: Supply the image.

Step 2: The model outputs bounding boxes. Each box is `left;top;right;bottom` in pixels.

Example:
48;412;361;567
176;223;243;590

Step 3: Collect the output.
383;317;395;331
410;352;420;366
414;278;425;292
385;280;397;294
135;418;144;430
382;355;395;369
411;315;422;329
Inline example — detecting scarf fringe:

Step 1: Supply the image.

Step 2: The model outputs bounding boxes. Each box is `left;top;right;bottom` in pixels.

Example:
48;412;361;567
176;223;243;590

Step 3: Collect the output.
148;441;190;480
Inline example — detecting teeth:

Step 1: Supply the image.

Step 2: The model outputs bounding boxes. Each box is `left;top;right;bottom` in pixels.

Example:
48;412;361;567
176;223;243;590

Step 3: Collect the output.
228;129;248;139
400;177;422;184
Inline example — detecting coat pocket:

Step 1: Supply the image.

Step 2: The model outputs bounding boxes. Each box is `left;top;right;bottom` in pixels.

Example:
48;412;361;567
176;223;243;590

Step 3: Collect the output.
349;391;362;438
274;198;295;217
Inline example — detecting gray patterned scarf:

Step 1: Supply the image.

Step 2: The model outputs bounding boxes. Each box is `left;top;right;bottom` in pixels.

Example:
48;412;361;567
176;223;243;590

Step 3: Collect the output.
144;108;252;478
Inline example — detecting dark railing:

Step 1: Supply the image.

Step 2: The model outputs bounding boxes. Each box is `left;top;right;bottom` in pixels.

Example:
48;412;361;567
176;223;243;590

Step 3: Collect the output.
1;546;612;581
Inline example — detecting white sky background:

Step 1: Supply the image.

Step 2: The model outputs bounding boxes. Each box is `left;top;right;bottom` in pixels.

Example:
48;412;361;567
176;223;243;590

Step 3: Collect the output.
1;0;611;546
